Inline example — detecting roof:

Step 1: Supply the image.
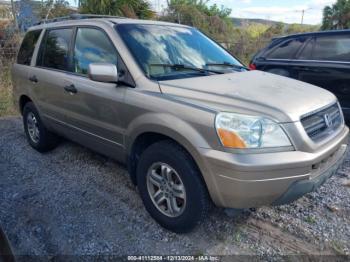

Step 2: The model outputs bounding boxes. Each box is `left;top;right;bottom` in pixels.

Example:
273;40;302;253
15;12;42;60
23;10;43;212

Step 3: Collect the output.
275;29;350;40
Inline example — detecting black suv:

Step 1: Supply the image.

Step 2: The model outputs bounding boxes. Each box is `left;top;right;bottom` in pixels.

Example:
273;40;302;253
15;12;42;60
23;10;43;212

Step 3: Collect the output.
250;30;350;119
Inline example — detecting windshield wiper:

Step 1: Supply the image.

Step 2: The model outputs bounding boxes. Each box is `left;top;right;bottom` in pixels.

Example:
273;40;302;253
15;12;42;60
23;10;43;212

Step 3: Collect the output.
149;63;224;75
205;62;249;71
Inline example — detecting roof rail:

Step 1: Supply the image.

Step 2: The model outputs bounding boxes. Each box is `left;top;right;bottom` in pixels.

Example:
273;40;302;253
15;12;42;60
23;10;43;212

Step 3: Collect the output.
34;13;126;25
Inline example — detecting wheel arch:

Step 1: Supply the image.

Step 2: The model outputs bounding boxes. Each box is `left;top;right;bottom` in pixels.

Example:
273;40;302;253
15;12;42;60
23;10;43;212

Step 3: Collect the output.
126;129;218;206
125;113;212;188
19;95;33;115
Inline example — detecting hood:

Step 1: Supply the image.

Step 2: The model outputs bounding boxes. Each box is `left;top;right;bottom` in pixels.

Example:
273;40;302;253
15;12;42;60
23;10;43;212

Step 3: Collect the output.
159;70;337;122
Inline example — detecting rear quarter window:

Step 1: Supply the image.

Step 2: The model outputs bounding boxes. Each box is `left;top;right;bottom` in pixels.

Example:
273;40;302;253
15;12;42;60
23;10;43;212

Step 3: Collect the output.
17;30;42;65
297;38;314;60
266;38;306;60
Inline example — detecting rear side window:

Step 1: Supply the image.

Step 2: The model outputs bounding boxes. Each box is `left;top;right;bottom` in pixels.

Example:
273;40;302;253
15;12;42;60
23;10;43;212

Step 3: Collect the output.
17;30;42;65
38;28;73;71
298;38;314;60
313;35;350;61
73;28;118;75
266;38;305;59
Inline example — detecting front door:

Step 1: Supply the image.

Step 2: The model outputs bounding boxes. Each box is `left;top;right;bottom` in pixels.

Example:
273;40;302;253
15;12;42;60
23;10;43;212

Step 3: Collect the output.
294;34;350;115
62;27;128;159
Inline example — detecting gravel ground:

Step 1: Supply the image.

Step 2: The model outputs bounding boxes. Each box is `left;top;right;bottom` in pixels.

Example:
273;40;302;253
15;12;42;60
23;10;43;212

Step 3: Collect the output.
0;116;349;259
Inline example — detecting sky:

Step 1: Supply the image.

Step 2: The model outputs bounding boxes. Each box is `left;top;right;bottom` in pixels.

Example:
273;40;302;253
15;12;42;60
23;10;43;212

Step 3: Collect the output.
149;0;337;25
67;0;337;25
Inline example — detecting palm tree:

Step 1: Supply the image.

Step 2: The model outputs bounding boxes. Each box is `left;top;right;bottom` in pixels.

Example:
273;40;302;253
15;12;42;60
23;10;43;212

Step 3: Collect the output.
322;6;334;30
322;0;350;30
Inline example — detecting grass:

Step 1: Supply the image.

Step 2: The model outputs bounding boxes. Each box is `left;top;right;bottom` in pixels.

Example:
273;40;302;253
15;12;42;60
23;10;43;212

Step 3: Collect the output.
330;240;346;255
0;59;18;117
234;230;242;243
304;216;316;224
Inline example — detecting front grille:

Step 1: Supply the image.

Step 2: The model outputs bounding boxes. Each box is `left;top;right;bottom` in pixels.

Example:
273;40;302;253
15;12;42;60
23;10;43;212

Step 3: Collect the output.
301;103;343;141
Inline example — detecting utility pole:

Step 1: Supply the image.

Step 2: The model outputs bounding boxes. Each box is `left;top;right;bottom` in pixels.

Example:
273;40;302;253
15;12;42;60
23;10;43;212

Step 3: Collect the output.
301;9;305;24
10;0;18;30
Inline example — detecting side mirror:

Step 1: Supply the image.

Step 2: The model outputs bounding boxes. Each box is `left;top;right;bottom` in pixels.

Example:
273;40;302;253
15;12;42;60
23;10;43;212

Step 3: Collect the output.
88;63;119;83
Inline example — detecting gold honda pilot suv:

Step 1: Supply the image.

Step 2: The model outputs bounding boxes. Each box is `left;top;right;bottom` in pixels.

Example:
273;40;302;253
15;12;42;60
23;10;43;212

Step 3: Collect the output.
12;14;349;233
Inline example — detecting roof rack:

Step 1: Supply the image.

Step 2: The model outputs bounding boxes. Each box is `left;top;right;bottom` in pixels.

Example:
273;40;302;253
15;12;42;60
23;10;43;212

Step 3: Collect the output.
35;13;126;25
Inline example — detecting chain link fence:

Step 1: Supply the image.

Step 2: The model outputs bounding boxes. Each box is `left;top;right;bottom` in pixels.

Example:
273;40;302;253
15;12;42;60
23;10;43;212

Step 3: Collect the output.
221;39;271;64
0;23;21;116
0;29;21;60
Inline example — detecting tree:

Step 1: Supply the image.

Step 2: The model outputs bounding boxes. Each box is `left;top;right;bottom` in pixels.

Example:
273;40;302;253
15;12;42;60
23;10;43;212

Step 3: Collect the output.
41;0;74;20
79;0;155;19
322;6;334;30
10;0;18;30
322;0;350;30
162;0;234;40
164;0;231;21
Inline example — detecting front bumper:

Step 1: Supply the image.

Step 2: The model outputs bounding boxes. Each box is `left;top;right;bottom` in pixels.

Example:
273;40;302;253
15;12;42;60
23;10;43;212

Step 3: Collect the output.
272;145;347;205
198;126;349;208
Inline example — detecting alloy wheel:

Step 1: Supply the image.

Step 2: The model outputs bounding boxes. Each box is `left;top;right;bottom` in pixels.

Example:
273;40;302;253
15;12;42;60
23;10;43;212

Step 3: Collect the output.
146;162;187;217
26;112;40;143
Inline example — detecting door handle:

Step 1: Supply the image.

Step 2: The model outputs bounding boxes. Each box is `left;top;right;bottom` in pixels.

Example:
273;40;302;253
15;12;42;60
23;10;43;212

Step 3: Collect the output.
29;75;38;83
64;84;77;94
295;66;318;72
295;66;310;70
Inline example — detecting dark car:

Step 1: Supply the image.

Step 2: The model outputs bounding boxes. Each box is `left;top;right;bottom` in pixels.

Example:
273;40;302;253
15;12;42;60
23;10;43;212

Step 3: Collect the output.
250;30;350;119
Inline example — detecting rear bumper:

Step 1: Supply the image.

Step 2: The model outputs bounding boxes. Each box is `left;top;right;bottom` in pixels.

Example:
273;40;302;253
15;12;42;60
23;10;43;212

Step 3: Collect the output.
198;126;349;208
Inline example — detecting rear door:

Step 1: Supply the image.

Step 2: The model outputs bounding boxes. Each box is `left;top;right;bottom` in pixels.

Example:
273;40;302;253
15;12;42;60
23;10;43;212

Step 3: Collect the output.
294;33;350;114
12;29;43;111
257;37;306;77
288;36;317;83
31;27;74;123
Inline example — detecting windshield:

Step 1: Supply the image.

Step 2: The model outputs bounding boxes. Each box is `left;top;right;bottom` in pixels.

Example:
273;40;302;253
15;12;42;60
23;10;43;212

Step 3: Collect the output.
116;24;244;80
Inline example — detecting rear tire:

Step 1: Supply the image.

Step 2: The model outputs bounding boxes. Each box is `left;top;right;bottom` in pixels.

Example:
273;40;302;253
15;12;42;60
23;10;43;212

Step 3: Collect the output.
23;102;59;152
136;140;210;233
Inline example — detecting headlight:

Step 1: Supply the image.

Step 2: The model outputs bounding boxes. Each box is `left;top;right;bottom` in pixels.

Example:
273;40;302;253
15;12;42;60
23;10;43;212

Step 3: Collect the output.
215;112;292;149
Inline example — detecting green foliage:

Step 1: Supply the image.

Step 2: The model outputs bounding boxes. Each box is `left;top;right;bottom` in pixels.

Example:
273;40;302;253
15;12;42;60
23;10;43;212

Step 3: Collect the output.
0;60;17;117
79;0;155;19
322;0;350;30
244;23;269;39
285;23;319;34
304;216;316;224
223;22;319;64
166;0;231;19
162;0;234;41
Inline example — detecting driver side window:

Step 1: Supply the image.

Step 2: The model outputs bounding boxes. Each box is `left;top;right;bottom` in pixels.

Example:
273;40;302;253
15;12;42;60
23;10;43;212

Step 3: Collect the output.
73;27;118;75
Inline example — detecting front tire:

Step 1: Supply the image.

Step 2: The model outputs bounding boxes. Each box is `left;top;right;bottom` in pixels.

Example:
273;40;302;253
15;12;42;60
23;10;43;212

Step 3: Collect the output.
136;140;210;233
23;102;59;152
